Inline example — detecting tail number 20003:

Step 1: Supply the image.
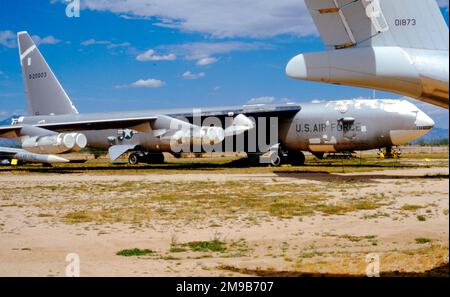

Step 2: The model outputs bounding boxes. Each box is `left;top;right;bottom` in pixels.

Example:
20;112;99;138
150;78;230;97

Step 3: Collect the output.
29;72;48;80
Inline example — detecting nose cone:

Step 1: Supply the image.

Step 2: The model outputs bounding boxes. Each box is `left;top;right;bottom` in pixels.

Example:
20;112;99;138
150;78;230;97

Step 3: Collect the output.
415;110;435;129
286;54;308;79
390;106;435;146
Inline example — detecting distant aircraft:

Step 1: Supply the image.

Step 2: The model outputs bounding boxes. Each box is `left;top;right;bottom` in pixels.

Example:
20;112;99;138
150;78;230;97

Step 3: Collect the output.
0;31;435;166
286;0;449;109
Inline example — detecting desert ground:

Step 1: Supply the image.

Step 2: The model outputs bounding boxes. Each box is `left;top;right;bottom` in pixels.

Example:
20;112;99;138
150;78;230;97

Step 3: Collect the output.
0;148;448;277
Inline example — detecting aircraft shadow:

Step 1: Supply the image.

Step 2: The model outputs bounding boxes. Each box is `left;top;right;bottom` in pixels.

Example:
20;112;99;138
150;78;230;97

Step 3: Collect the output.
273;171;449;184
221;263;449;277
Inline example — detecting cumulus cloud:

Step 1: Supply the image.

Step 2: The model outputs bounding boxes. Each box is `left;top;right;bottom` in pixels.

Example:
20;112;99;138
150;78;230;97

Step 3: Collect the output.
136;49;176;62
66;0;315;38
1;30;61;48
165;41;271;66
196;57;218;66
115;78;166;88
31;35;61;46
0;30;16;48
81;38;132;50
131;78;166;88
182;71;206;80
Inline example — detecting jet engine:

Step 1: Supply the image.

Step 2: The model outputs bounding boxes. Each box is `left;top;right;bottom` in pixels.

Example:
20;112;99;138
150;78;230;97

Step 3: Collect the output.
170;126;225;147
21;133;87;154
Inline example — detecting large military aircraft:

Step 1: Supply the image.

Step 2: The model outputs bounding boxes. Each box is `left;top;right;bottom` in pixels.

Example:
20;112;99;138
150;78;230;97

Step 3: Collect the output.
286;0;449;109
0;32;435;166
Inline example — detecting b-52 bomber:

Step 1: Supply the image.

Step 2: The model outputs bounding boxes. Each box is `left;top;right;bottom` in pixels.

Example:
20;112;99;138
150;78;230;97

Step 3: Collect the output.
0;32;435;166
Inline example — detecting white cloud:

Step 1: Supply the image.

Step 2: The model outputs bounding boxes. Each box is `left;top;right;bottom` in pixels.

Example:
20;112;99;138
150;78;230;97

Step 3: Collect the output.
107;42;131;49
81;39;111;46
136;49;176;62
31;35;61;45
115;78;166;89
171;41;272;59
196;57;218;66
0;30;17;48
81;39;131;50
131;78;166;88
164;41;271;66
1;30;61;48
70;0;315;38
248;96;276;104
182;71;206;80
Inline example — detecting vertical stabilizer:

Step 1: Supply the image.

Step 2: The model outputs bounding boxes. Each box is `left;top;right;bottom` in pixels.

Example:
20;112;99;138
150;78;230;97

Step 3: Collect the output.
17;31;78;116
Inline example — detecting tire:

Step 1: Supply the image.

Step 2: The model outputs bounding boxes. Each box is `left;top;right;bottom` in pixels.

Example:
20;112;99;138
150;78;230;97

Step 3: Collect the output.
270;154;282;167
146;153;165;164
289;151;305;166
128;153;140;165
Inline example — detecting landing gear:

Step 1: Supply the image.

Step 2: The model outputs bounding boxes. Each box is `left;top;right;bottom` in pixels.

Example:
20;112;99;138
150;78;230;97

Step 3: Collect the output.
249;149;306;167
128;153;140;165
128;152;165;165
312;152;325;160
287;151;306;166
269;153;282;167
146;153;165;164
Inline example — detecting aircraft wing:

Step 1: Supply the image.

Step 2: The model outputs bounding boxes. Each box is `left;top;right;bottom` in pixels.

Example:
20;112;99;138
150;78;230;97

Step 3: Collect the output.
0;116;159;138
305;0;449;50
172;104;302;121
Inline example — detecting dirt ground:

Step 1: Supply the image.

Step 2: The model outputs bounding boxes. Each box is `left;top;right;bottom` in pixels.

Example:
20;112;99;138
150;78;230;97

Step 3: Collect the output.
0;158;448;277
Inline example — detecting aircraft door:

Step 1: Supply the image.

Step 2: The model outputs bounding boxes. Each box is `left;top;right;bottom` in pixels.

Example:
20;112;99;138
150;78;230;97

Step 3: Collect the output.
338;117;357;140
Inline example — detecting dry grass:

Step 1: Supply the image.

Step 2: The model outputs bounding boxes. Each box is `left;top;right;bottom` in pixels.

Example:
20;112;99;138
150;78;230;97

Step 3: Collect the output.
51;180;392;224
220;245;449;276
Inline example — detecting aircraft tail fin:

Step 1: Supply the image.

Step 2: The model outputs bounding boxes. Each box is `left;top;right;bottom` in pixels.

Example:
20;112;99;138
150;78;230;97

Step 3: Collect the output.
17;31;78;116
304;0;449;51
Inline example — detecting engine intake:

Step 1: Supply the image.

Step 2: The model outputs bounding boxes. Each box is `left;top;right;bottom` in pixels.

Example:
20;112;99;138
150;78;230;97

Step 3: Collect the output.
22;133;87;154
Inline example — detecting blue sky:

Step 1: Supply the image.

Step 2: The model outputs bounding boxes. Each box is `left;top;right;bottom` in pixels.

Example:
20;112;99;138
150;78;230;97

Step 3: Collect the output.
0;0;449;128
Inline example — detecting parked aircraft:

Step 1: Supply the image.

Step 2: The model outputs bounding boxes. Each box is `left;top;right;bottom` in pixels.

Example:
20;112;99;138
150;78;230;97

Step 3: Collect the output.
286;0;449;109
0;32;435;166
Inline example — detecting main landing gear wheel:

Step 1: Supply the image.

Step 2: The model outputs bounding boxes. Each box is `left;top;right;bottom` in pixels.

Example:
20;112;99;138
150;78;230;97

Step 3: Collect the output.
145;153;165;164
288;151;306;166
269;153;282;167
128;153;140;165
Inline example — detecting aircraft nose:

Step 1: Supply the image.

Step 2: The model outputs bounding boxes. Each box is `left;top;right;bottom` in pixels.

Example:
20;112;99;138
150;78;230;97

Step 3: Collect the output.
286;54;308;79
389;107;435;146
415;110;435;130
